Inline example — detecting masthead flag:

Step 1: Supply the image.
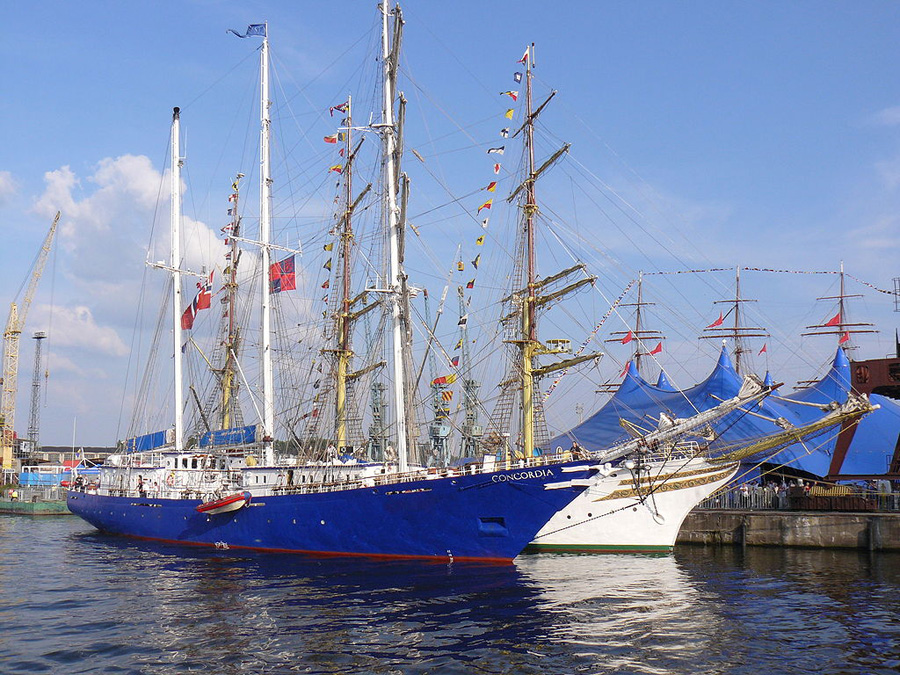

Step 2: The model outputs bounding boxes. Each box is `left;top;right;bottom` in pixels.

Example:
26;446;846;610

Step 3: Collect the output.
228;24;266;38
649;342;663;355
825;311;841;327
707;312;724;329
758;343;767;355
329;101;348;117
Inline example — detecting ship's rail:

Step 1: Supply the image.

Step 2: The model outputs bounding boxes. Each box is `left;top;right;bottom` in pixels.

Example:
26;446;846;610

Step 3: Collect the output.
70;452;582;500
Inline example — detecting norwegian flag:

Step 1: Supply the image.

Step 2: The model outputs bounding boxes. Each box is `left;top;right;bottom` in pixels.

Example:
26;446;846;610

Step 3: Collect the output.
181;271;214;330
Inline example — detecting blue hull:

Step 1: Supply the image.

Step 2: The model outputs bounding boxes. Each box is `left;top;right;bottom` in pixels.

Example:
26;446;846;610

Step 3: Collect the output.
67;464;590;561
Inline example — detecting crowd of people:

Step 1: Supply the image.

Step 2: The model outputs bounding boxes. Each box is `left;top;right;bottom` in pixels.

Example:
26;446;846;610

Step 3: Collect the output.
701;477;899;511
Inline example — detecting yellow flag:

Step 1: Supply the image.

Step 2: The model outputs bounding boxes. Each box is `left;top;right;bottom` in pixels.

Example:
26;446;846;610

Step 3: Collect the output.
476;235;485;245
505;109;514;119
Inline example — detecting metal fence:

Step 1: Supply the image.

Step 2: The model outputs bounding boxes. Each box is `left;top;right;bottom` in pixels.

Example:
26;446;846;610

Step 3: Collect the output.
2;486;66;503
698;484;900;513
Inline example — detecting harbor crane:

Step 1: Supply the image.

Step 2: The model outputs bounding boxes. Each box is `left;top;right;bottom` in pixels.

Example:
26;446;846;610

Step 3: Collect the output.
1;212;59;470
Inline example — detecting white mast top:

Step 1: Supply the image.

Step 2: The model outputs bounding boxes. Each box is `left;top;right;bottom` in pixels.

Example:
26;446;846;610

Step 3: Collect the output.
380;3;408;472
259;25;275;465
170;106;184;452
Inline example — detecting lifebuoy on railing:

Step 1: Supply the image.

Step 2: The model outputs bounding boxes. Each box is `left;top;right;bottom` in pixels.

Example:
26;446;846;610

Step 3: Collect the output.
166;472;175;487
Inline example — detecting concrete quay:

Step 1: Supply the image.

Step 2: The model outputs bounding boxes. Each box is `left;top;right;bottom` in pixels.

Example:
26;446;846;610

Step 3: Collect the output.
678;510;900;551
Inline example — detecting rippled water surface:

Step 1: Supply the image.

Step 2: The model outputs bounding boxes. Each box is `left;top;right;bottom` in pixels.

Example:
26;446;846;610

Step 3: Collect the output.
1;516;899;674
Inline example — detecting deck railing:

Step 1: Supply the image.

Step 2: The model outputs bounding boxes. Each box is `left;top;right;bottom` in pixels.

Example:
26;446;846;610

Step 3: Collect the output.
74;452;583;500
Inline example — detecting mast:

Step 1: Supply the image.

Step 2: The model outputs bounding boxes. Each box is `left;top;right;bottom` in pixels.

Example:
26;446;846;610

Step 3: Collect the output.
699;267;767;374
259;24;275;464
487;45;598;459
221;174;244;430
520;43;539;459
424;289;450;463
607;271;664;376
171;107;185;452
335;97;354;451
380;2;409;472
796;261;877;390
458;286;482;457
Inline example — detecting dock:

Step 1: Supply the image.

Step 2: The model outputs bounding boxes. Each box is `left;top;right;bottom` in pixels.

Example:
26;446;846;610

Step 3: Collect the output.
0;499;70;515
678;510;900;551
0;487;71;515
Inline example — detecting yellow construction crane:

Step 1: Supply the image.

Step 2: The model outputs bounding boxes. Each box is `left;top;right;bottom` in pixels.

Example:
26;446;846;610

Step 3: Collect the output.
1;212;60;471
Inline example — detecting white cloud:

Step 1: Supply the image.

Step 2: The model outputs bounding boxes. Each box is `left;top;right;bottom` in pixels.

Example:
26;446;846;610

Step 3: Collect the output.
868;105;900;127
874;156;900;191
32;304;128;357
0;171;17;205
32;156;229;326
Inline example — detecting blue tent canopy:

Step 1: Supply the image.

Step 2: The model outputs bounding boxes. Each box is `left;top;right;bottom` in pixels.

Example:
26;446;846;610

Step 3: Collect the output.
550;346;900;479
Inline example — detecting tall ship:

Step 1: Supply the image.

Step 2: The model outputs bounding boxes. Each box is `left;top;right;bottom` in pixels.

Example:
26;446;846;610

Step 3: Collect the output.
477;44;873;553
66;8;598;562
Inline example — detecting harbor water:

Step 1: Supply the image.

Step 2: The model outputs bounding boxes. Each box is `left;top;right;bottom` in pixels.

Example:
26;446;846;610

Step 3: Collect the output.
1;516;898;674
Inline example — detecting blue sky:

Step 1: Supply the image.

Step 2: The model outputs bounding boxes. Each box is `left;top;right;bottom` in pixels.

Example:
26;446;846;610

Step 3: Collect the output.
3;1;900;447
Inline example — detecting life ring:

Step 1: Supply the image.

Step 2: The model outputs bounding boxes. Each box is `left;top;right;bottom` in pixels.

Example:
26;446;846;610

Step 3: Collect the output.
166;472;175;487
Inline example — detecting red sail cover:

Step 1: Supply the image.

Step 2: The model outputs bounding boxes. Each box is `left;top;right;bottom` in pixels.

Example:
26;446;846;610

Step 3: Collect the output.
270;255;296;293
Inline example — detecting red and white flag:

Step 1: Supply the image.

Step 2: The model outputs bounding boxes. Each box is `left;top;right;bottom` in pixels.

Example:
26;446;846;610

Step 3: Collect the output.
181;271;214;330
